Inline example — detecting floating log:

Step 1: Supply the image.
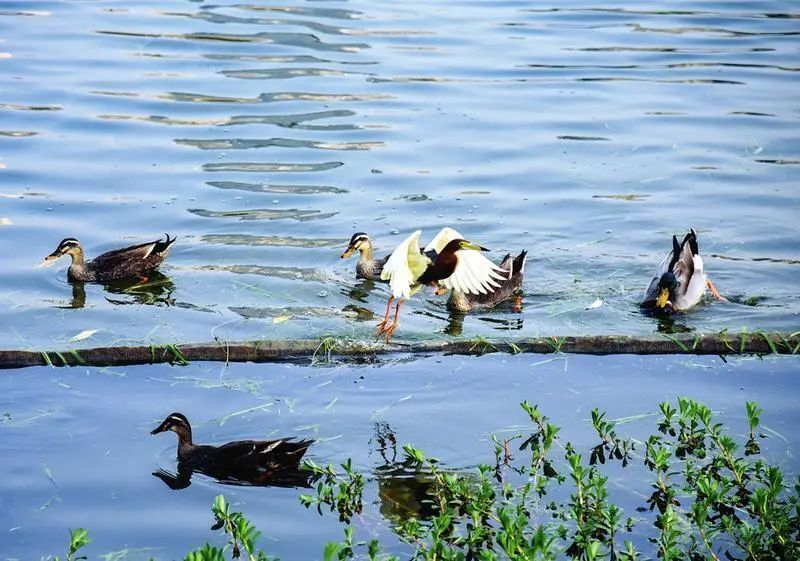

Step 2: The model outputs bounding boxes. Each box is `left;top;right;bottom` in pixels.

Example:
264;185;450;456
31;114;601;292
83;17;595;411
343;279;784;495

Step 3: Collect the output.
0;332;797;369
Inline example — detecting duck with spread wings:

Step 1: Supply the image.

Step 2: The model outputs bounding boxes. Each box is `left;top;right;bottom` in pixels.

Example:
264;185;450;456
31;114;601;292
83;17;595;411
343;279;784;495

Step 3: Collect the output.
376;227;507;341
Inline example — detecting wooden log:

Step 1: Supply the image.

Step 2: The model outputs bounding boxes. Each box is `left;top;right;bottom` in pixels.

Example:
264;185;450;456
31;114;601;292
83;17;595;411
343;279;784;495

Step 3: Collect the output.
0;332;796;369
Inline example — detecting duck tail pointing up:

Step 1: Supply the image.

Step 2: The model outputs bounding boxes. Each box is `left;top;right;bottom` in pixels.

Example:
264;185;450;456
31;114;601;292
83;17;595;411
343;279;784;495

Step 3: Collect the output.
513;250;528;275
288;439;314;462
155;233;177;253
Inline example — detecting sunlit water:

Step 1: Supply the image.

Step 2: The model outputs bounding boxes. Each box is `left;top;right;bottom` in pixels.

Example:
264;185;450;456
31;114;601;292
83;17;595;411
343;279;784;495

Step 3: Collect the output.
1;354;798;559
0;1;798;348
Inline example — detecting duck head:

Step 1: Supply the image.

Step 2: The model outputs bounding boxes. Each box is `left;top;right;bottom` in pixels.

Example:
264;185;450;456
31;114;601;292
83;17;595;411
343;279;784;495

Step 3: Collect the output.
341;232;371;259
151;412;193;443
655;272;679;312
42;238;83;265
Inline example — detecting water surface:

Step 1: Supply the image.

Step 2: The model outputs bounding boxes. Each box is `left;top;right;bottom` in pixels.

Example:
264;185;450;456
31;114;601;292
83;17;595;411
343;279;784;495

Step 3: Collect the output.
1;353;798;558
2;1;799;348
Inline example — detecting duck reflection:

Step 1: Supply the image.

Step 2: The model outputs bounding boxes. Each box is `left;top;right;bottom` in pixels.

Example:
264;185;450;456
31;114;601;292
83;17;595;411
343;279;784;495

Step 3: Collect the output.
65;271;176;309
152;463;312;490
655;316;693;334
339;279;382;321
103;271;176;306
372;423;438;523
343;278;379;304
440;307;525;337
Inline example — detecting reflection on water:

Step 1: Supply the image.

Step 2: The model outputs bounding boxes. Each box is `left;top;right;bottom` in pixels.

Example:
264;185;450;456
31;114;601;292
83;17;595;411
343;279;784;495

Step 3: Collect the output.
342;278;379;304
61;272;176;309
372;423;438;523
152;463;311;491
103;272;177;307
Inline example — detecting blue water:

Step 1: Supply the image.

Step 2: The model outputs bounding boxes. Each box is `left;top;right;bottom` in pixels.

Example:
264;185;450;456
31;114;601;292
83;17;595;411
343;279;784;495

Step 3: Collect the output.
1;0;798;349
1;354;798;559
0;2;799;557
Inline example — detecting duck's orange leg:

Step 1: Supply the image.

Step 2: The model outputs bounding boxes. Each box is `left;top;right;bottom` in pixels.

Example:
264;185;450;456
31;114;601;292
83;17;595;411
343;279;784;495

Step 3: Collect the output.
376;295;394;334
706;278;727;302
382;300;404;342
512;295;523;313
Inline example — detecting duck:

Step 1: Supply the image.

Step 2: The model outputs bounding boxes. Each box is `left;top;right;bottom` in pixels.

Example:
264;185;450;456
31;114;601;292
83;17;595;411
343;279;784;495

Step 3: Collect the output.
41;234;176;282
340;232;388;280
445;250;527;313
150;412;314;485
640;229;726;314
377;227;506;341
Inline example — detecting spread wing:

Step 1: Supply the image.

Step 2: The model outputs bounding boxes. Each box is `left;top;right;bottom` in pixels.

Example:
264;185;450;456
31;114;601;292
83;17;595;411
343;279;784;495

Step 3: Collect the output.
440;250;506;295
423;227;463;254
381;230;427;299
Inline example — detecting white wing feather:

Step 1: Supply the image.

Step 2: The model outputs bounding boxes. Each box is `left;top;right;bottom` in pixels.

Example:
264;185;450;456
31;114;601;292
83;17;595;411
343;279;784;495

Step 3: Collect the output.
423;227;462;254
381;230;422;299
440;250;505;295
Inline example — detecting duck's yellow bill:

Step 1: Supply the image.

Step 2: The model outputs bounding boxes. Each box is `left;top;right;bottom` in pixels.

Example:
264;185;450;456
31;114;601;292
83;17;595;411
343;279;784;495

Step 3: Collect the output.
656;287;670;308
340;246;355;259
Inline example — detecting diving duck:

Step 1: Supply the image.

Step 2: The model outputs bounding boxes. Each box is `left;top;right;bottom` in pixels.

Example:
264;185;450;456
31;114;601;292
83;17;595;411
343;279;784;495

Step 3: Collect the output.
42;234;176;282
446;250;527;313
377;227;506;341
341;232;388;280
640;229;726;314
151;413;314;485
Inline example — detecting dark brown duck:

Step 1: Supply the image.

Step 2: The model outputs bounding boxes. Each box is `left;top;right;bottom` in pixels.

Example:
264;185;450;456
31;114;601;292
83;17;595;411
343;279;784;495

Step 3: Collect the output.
150;413;314;486
42;234;176;282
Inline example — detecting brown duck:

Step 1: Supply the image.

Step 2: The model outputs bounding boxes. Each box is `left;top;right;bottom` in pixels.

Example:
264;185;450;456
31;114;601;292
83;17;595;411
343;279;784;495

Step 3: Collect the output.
151;413;313;486
42;234;176;282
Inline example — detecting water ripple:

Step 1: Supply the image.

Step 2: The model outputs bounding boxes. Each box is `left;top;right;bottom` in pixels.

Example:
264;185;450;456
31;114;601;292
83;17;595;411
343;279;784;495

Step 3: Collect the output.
97;109;358;129
201;234;341;248
177;138;381;151
96;30;368;52
221;68;373;80
188;208;338;221
201;161;343;173
207;181;347;195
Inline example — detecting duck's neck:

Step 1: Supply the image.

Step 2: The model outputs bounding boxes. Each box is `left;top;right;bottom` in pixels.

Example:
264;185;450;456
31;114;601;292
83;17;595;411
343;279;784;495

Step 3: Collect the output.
356;245;378;278
359;244;374;263
67;248;86;268
174;425;194;450
448;289;469;312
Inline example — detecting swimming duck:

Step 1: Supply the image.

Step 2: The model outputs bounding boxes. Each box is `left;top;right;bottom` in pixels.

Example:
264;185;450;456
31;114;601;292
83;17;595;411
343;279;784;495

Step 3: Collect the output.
340;232;388;280
150;413;314;484
42;234;176;282
640;229;725;314
377;227;506;341
445;250;527;313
